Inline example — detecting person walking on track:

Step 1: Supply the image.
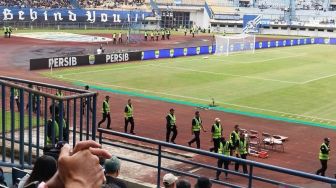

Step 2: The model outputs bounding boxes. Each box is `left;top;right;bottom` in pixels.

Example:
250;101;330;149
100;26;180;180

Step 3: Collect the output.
82;85;93;114
98;96;111;129
316;137;330;176
235;132;248;174
124;99;135;135
216;137;232;180
166;108;177;144
188;111;206;149
210;118;222;153
230;124;240;156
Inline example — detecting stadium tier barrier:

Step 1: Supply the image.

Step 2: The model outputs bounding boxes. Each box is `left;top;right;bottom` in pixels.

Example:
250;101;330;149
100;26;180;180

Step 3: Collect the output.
29;37;336;70
1;78;336;187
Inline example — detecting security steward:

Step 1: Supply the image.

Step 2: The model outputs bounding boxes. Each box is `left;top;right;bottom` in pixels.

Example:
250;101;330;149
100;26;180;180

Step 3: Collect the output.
235;133;248;174
13;87;20;111
184;27;187;36
216;137;232;180
82;85;93;114
230;124;240;156
316;137;330;176
55;89;64;97
188;111;206;149
3;26;7;38
210;118;223;153
161;29;165;40
192;28;195;38
150;31;154;41
144;31;148;41
166;108;177;144
7;26;12;38
124;99;135;134
98;96;111;129
156;30;159;41
166;29;170;40
113;33;117;44
118;32;122;44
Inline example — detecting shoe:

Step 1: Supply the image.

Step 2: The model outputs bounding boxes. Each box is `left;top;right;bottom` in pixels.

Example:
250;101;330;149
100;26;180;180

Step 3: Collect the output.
188;142;191;147
131;132;136;135
215;177;219;180
171;141;176;144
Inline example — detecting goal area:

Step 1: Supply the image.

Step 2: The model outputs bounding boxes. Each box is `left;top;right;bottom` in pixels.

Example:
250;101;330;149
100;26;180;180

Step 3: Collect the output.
215;34;256;56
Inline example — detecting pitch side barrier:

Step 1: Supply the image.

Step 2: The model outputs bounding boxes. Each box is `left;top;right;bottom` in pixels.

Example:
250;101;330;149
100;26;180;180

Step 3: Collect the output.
29;51;142;70
98;128;336;188
29;37;335;70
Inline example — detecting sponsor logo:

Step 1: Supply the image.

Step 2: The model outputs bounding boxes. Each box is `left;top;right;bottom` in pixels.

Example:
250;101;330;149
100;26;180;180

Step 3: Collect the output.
155;50;160;58
290;40;293;46
297;39;300;45
106;53;129;63
183;48;188;56
170;49;174;57
304;38;307;44
275;41;279;47
48;57;77;68
89;55;95;65
196;47;200;55
311;38;315;44
283;40;286;46
141;52;144;60
209;46;212;54
267;41;271;48
259;42;262;48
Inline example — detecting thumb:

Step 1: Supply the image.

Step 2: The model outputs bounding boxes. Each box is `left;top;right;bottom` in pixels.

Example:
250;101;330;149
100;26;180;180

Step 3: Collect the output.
59;144;71;159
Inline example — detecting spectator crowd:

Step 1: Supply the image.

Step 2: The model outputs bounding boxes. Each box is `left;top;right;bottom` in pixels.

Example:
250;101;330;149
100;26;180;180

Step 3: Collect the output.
0;0;72;9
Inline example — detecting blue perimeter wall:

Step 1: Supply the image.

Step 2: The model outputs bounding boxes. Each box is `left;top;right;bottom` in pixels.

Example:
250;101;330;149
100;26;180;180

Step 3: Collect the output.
142;37;336;60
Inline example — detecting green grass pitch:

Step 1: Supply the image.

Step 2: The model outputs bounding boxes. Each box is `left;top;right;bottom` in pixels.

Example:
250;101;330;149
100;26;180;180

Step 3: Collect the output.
44;44;336;126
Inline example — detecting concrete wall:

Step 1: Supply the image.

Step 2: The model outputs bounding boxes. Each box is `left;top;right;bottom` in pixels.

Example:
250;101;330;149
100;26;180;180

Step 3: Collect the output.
190;10;206;28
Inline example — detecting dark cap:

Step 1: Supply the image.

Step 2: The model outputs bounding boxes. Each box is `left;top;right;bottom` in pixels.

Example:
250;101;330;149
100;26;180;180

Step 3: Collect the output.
195;177;212;188
106;95;110;98
325;137;330;142
170;108;175;111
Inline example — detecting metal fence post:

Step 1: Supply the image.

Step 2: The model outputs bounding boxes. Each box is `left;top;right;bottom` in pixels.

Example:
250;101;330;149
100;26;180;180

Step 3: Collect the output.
28;92;32;165
1;85;5;162
248;165;254;188
86;97;90;140
19;89;24;168
92;95;97;141
10;88;15;163
79;98;83;141
36;94;40;157
73;99;77;146
157;145;162;188
44;97;48;146
59;100;64;142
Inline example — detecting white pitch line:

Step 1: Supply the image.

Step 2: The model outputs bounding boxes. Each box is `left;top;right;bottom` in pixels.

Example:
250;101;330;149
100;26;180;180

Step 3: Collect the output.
55;76;336;123
150;64;300;84
301;73;336;84
240;53;306;64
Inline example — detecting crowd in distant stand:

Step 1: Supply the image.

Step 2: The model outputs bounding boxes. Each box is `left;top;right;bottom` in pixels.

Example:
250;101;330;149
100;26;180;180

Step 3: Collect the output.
0;0;72;9
77;0;145;9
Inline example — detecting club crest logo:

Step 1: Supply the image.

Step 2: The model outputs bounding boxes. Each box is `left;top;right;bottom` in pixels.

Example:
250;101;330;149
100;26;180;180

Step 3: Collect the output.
155;50;159;58
325;38;330;44
89;55;95;65
311;38;315;44
183;48;188;56
290;40;294;46
259;42;263;48
283;40;286;46
297;39;300;45
267;41;271;48
304;38;307;44
170;49;174;57
196;47;200;55
141;52;144;60
209;46;212;54
275;41;279;47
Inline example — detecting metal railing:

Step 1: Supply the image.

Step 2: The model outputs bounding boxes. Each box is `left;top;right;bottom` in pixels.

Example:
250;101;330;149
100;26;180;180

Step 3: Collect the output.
98;128;336;188
0;76;97;169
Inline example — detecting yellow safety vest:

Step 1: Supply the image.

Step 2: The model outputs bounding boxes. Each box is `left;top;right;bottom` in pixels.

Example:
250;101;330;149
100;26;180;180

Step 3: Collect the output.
125;104;133;118
102;100;110;113
168;114;176;127
212;123;222;139
192;117;202;131
230;130;240;145
319;143;330;160
218;141;230;156
239;139;248;155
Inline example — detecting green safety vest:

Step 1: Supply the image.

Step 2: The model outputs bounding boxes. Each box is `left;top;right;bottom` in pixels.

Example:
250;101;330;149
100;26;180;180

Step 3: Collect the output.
144;32;148;37
319;143;330;160
47;120;59;145
102;100;110;113
168;114;176;127
113;34;116;38
56;91;63;97
13;88;19;97
239;139;248;155
230;130;240;145
218;141;230;156
192;117;202;131
212;123;222;139
119;33;122;37
125;104;133;118
151;32;154;37
162;31;165;35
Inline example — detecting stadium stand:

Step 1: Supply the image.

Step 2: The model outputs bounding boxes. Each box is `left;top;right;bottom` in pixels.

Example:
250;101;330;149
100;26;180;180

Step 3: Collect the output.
77;0;148;10
0;0;72;8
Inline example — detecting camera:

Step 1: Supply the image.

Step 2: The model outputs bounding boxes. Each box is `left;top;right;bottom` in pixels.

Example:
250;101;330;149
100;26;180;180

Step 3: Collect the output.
43;141;67;160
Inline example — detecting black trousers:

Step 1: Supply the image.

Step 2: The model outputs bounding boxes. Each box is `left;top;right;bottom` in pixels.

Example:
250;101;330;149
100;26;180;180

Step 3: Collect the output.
235;154;248;174
166;125;177;143
184;32;187;36
98;113;111;129
161;35;165;40
210;138;221;153
316;159;328;176
82;101;93;114
124;117;135;133
216;158;230;178
144;36;147;41
118;38;122;43
15;98;20;111
189;131;200;149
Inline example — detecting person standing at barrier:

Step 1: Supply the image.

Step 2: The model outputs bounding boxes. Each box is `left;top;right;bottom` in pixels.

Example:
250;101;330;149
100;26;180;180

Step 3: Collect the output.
184;27;187;36
3;26;7;38
188;111;206;149
156;30;159;41
150;31;154;41
235;133;248;174
8;26;12;38
166;108;177;144
166;29;170;40
124;99;135;135
192;28;195;38
82;85;93;115
210;118;222;153
144;31;148;41
230;124;240;156
55;89;64;97
316;137;330;176
98;96;111;129
161;29;165;40
12;87;20;111
216;137;232;180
